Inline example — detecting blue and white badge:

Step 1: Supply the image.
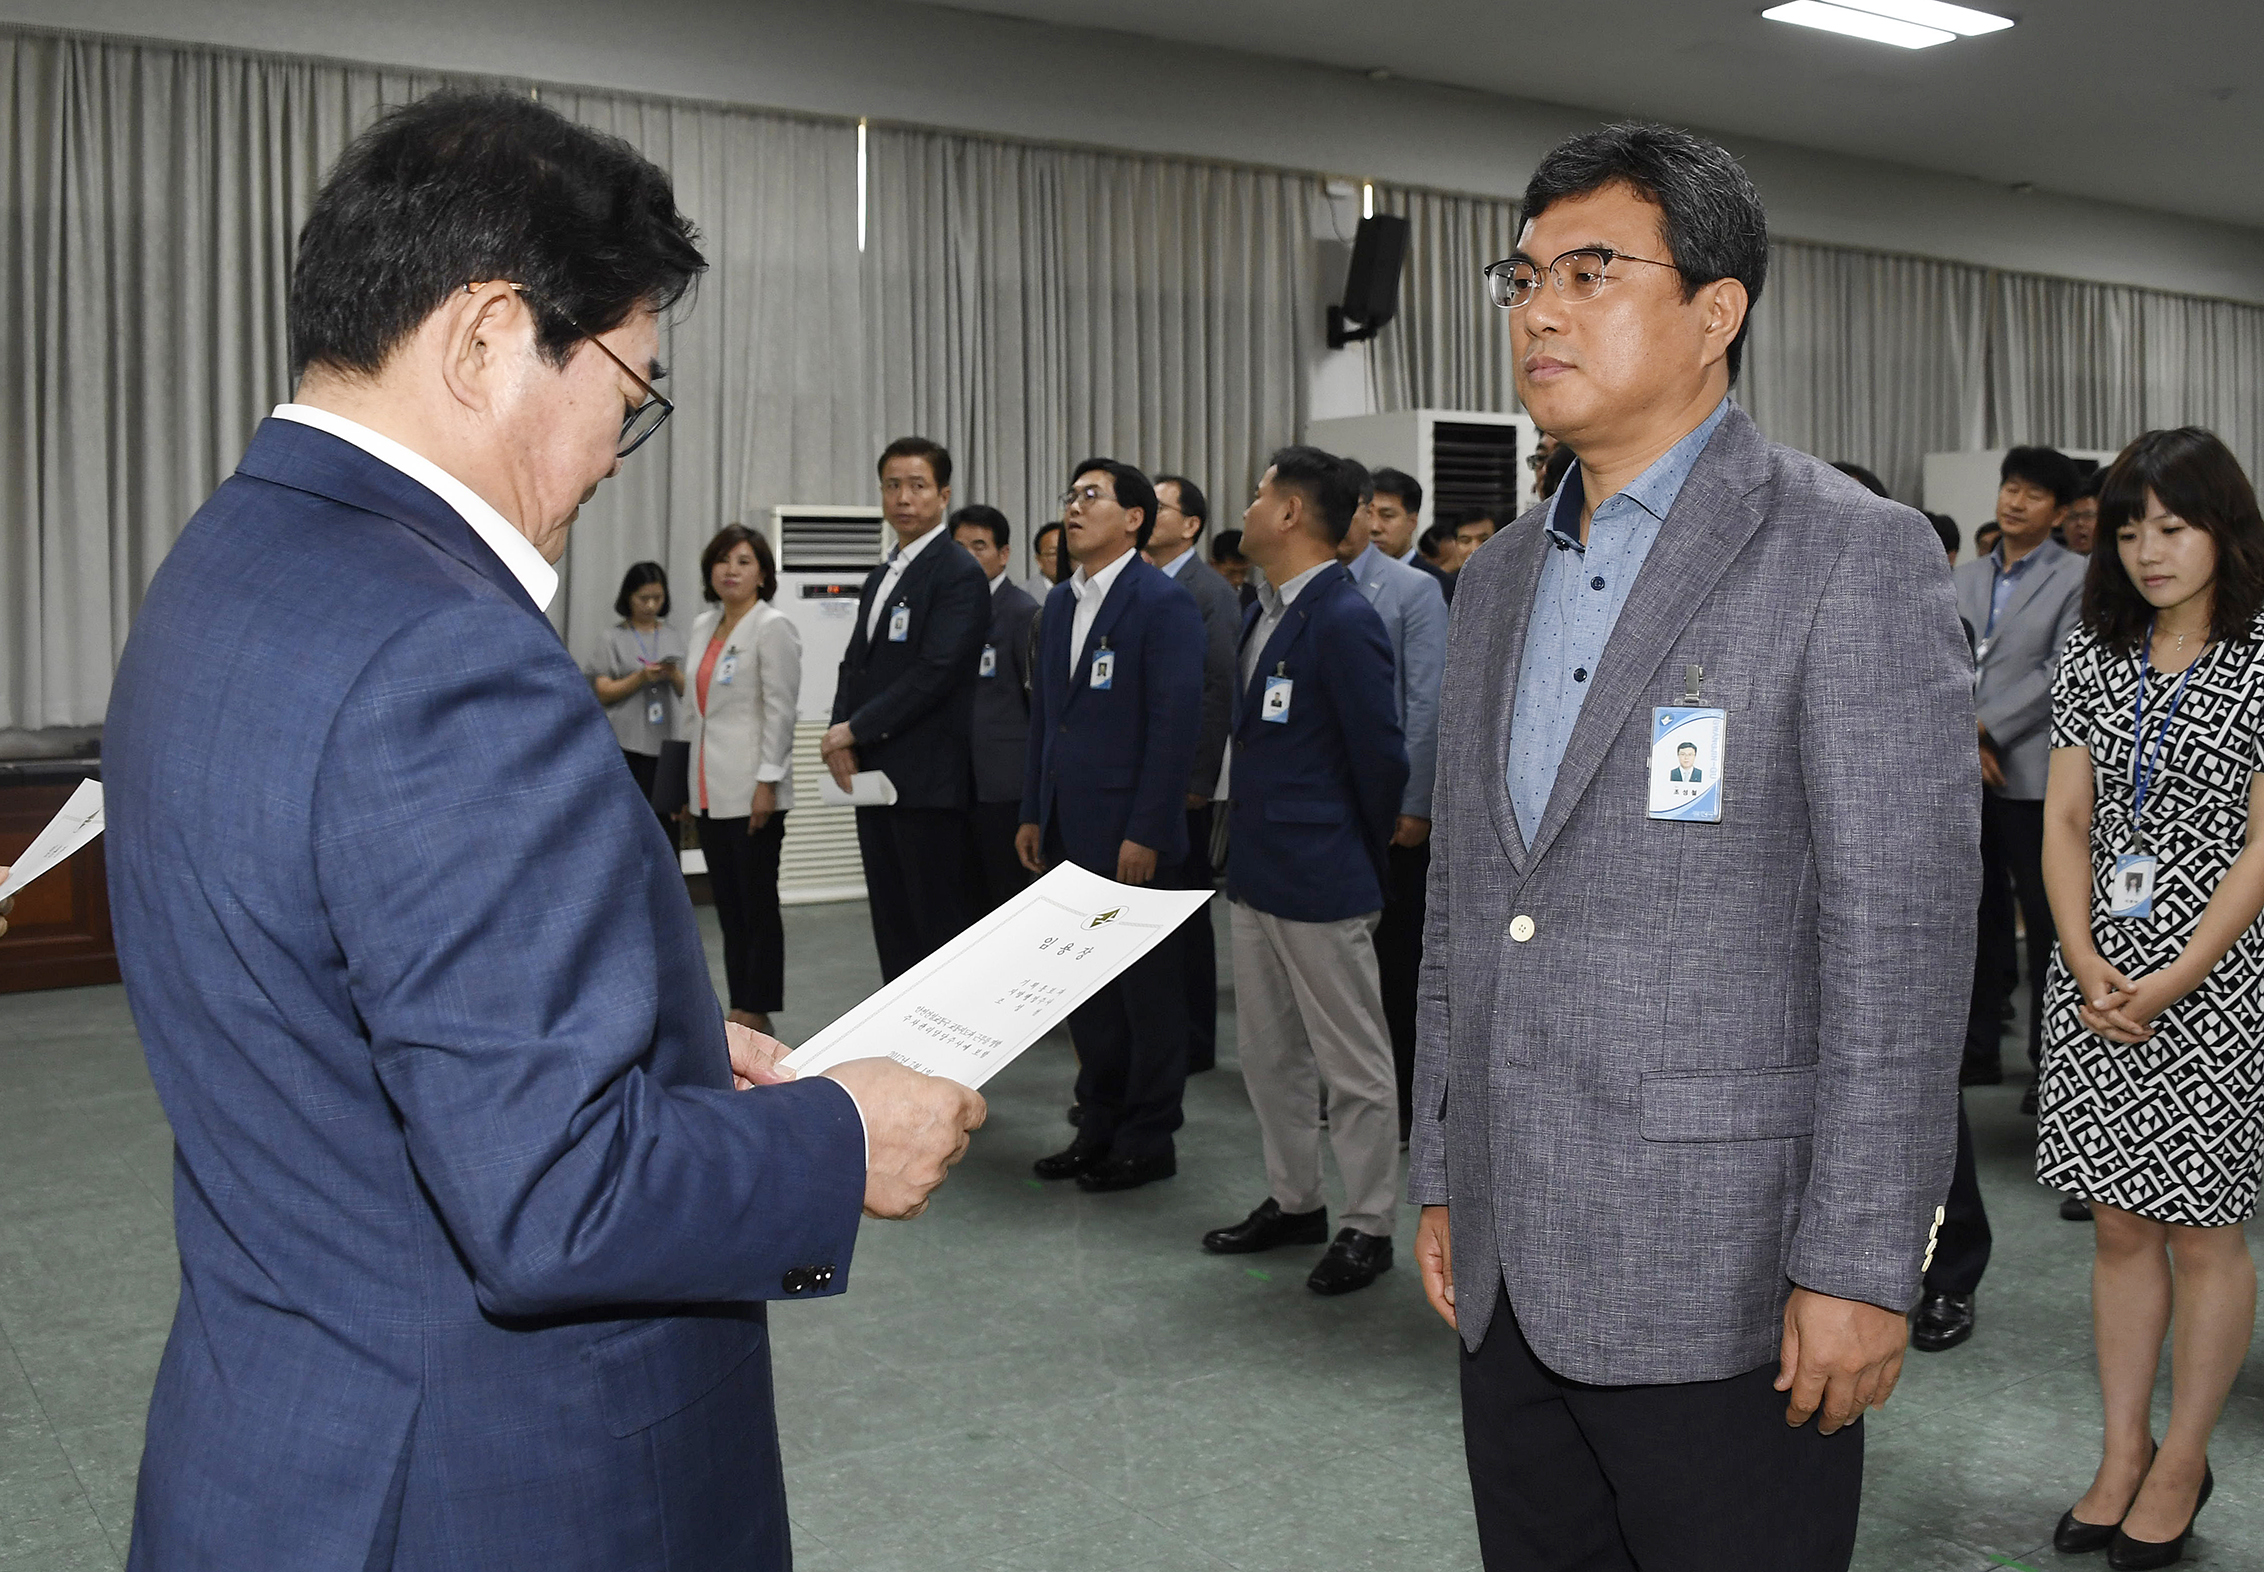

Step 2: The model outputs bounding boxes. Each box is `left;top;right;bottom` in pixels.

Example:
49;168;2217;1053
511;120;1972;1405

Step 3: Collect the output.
646;695;665;726
1261;673;1293;723
715;651;739;686
2109;853;2159;920
979;644;998;678
1649;706;1725;821
1089;645;1116;689
887;604;911;643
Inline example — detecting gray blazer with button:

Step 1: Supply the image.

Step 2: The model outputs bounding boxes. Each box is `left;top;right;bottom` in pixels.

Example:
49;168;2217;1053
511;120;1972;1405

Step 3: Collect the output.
1955;541;2084;802
1407;404;1978;1383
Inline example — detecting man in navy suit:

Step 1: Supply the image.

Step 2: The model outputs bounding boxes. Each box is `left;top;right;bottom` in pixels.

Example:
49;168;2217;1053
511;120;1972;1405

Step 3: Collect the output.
103;91;984;1572
1201;447;1409;1295
1019;459;1206;1192
825;436;993;981
951;504;1040;914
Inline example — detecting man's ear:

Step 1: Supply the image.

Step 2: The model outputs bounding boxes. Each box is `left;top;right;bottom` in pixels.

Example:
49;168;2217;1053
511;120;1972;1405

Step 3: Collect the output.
438;284;532;415
1699;276;1749;370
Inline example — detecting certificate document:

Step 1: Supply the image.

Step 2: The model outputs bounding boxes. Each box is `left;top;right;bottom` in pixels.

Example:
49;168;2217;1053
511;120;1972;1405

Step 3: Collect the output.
0;779;104;902
781;861;1213;1088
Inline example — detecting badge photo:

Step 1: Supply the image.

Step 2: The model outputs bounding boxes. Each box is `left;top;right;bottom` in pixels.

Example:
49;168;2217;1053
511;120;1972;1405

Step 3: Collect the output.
2108;852;2159;920
715;651;739;686
1648;706;1725;821
978;644;998;678
1261;674;1293;723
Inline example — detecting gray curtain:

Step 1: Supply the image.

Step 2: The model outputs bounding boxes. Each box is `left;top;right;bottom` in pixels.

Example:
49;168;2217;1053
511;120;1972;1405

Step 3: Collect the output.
863;127;1316;564
1365;183;1522;416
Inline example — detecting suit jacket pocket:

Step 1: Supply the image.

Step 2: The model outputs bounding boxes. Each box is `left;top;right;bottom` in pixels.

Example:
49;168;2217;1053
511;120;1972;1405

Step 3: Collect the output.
591;1308;767;1438
1638;1065;1816;1142
1262;799;1347;825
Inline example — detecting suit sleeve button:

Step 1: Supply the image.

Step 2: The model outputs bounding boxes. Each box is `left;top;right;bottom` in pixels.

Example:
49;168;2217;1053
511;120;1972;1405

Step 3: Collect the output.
782;1269;809;1294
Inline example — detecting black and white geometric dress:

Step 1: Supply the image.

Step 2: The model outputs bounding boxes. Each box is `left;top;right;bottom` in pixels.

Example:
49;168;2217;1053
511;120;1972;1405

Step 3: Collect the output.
2036;618;2264;1227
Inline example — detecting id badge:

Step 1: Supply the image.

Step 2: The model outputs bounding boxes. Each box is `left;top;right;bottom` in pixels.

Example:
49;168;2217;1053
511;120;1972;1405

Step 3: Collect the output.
979;644;998;678
1089;649;1116;690
2108;853;2158;920
715;652;738;686
1261;675;1293;723
888;604;911;643
1649;706;1725;822
646;696;665;726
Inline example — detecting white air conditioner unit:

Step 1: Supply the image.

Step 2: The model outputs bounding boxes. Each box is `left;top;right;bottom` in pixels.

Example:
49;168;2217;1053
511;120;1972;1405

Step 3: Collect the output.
1306;409;1540;537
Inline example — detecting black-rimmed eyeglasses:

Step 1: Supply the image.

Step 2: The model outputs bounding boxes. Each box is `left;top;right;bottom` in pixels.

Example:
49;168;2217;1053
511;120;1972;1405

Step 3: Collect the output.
1483;248;1680;310
468;281;674;457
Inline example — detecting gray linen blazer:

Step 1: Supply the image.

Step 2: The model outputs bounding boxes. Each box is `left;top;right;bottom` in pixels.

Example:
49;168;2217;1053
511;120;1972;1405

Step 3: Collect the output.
1408;405;1978;1383
1348;544;1449;819
1954;541;2084;801
1172;553;1241;801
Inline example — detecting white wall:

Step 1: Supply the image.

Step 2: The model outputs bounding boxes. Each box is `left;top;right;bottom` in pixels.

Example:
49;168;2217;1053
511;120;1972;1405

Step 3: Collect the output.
9;0;2264;306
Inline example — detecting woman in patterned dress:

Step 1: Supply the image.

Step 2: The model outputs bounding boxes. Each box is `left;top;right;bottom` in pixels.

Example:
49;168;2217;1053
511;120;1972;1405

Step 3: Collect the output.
2036;428;2264;1567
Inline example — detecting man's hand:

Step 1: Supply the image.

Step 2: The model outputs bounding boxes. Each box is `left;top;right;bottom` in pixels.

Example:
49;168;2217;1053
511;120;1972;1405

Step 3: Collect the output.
725;1020;795;1089
1776;1287;1908;1433
1015;824;1047;875
820;723;859;792
1415;1204;1457;1330
1186;793;1209;811
1392;815;1432;848
0;868;12;941
1116;840;1157;886
822;1057;988;1219
749;780;779;831
1978;726;2006;792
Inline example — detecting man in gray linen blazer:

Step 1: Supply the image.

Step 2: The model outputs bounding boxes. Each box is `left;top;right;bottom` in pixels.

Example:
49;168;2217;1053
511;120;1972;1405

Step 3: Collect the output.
1410;123;1976;1572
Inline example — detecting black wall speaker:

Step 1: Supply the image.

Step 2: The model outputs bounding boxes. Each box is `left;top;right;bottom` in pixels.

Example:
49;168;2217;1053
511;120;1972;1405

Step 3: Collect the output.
1328;213;1410;348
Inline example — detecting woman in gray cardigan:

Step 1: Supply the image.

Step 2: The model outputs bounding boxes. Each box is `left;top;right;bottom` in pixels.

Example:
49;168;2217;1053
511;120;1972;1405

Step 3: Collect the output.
685;525;800;1031
583;561;687;832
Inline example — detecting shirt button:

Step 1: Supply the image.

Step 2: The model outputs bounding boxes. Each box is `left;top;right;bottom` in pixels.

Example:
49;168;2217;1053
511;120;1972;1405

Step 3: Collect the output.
1573;668;1588;683
1510;915;1535;943
1591;576;1606;591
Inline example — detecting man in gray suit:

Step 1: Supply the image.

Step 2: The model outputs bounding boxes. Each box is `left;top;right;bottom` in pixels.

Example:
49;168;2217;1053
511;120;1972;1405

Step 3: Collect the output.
1337;462;1449;1141
1150;474;1240;1072
1410;124;1975;1570
1953;446;2085;1089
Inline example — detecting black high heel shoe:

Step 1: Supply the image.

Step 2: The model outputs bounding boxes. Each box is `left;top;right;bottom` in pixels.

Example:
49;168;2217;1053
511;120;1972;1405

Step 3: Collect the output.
2055;1441;2156;1555
2107;1461;2213;1570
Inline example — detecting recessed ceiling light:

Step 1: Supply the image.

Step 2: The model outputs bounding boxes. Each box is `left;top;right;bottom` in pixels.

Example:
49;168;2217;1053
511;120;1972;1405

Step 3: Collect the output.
1763;1;1954;47
1835;0;2014;35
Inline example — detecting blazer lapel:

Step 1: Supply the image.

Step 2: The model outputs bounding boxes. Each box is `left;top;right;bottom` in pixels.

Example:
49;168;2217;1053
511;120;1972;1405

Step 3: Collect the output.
1477;513;1553;872
1524;408;1771;868
1067;561;1143;705
1235;569;1336;738
1991;542;2069;634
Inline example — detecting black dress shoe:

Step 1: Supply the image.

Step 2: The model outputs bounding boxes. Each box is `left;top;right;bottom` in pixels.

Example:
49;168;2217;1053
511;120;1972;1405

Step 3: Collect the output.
1032;1142;1107;1181
1960;1059;2005;1086
2108;1462;2211;1569
1075;1151;1176;1192
2063;1194;2095;1221
2057;1443;2157;1555
1202;1198;1328;1254
1307;1229;1393;1295
1910;1290;1975;1352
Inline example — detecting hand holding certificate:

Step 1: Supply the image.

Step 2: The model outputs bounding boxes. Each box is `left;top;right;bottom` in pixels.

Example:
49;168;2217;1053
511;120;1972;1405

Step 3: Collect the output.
0;779;105;910
784;862;1214;1089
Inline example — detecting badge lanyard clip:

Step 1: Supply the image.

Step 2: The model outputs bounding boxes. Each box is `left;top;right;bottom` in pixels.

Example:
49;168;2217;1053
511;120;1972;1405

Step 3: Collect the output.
2129;628;2200;856
1682;664;1704;706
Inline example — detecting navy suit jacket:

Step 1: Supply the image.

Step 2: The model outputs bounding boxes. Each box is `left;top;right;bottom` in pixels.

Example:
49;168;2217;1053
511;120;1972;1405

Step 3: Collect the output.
831;528;991;808
1020;556;1205;872
105;420;867;1572
971;576;1041;803
1224;563;1409;922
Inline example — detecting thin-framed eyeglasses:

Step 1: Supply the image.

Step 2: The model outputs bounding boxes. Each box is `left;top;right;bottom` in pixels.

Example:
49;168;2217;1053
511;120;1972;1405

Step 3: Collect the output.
1060;482;1116;511
466;281;674;457
1484;248;1680;311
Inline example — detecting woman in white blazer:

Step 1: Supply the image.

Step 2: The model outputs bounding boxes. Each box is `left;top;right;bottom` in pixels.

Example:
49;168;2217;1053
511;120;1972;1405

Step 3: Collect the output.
686;525;801;1032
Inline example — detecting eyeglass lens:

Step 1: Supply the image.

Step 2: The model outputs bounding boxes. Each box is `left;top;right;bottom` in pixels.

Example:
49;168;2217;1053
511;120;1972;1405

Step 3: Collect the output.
618;399;671;458
1490;250;1615;309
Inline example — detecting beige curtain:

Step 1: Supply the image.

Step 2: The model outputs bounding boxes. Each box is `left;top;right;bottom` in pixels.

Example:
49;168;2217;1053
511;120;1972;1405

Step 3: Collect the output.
863;127;1317;568
1365;183;1522;416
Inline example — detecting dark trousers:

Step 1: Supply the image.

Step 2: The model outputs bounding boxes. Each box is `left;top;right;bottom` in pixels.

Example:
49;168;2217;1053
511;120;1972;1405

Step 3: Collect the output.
1462;1286;1863;1572
696;812;787;1014
1375;837;1429;1139
967;798;1029;916
1923;1093;1993;1297
1967;793;2051;1072
620;749;675;841
1068;937;1189;1160
1180;804;1219;1073
857;806;975;983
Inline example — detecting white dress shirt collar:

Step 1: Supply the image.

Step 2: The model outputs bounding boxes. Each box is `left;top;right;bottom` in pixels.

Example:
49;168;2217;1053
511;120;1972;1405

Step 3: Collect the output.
1256;557;1332;619
988;569;1009;593
271;403;558;611
889;520;947;566
1069;545;1137;604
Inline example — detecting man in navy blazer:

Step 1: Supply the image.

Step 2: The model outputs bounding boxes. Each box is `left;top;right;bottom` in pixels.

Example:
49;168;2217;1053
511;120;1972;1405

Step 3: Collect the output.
103;92;983;1572
1018;458;1206;1192
951;503;1041;914
1202;447;1409;1296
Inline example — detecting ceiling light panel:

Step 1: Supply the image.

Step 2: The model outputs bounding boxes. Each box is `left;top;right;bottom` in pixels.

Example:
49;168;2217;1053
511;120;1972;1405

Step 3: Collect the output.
1762;1;1955;48
1837;0;2015;35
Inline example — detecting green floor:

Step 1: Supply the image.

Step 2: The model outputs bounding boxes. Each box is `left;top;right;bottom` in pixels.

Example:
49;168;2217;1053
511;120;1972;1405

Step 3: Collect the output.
3;901;2258;1570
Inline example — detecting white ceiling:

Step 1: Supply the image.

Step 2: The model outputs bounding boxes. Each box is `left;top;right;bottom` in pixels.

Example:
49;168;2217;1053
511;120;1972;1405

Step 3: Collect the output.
903;0;2264;229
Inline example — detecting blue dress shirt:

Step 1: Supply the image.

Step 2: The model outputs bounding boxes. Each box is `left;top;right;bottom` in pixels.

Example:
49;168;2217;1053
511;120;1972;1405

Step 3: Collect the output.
1508;399;1731;844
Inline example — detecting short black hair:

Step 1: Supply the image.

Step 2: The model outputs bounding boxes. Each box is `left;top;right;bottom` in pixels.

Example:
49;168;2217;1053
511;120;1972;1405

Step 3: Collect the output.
1337;456;1375;506
290;90;704;380
879;436;952;489
1266;446;1359;545
699;523;777;603
1419;519;1457;558
1927;512;1961;557
1832;462;1890;498
1210;529;1246;562
613;560;671;620
1154;474;1211;540
2084;427;2264;657
949;504;1011;550
1677;741;1697;753
1069;457;1159;549
2001;445;2082;505
1033;521;1065;581
2074;467;2105;502
1521;122;1768;382
1371;467;1423;517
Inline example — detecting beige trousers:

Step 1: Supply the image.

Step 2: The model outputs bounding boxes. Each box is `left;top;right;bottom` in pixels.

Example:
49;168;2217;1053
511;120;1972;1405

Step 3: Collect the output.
1229;899;1401;1237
